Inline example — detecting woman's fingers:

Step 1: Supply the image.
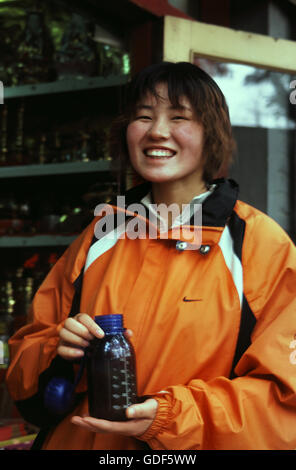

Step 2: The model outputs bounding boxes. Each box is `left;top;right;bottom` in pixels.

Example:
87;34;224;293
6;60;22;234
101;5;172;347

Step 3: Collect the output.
126;399;158;420
59;315;104;347
124;328;133;339
57;314;134;362
71;416;101;433
59;326;90;348
57;314;104;360
74;314;105;339
71;399;158;437
56;340;85;360
63;316;101;340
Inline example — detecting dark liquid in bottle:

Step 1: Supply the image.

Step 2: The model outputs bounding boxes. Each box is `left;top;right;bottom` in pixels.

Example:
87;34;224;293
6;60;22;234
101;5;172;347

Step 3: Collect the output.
86;318;137;421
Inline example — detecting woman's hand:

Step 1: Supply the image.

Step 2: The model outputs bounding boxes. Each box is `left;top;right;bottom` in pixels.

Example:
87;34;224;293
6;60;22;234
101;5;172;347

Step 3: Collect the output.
71;398;158;437
57;313;104;360
57;313;133;361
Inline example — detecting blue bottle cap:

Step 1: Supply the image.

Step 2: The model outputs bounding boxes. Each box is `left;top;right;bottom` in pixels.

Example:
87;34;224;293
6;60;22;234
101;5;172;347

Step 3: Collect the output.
95;314;124;334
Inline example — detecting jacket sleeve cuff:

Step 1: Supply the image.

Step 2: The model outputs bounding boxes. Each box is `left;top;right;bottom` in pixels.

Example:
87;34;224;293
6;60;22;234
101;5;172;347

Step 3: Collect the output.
137;394;173;442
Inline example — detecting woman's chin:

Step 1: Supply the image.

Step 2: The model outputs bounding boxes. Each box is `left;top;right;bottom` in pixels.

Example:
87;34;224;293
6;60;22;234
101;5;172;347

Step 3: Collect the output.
136;171;176;184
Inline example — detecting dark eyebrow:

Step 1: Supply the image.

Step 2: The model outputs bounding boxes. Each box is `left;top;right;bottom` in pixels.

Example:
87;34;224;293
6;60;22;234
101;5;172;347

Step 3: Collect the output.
135;104;153;111
135;104;192;112
169;104;192;112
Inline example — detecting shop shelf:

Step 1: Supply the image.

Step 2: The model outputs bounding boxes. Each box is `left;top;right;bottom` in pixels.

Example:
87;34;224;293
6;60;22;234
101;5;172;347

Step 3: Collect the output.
0;160;112;178
3;75;128;99
0;234;78;247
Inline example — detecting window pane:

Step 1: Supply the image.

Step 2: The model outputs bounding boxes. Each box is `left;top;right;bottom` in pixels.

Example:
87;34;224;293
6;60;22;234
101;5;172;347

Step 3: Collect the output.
193;56;296;130
192;54;296;238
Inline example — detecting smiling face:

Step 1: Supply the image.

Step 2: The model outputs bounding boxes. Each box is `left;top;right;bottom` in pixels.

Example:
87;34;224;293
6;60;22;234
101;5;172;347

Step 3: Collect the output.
126;83;205;189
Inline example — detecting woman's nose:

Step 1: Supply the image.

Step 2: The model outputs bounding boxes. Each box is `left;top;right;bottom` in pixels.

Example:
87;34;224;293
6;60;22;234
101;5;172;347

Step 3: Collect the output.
148;118;170;139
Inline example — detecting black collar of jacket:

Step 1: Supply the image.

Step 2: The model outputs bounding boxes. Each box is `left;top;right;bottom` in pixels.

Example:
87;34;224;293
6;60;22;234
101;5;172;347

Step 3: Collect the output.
201;178;239;227
109;178;239;229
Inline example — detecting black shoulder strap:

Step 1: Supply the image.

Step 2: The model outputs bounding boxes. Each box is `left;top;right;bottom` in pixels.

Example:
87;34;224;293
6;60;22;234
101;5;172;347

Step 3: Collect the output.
68;259;87;318
228;211;257;379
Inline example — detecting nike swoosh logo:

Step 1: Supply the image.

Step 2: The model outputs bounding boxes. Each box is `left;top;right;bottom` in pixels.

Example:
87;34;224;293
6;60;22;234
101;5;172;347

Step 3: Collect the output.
183;297;203;302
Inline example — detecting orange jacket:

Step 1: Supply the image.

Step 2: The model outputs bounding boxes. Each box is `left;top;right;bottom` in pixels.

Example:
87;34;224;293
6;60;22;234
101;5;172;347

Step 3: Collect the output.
6;179;296;450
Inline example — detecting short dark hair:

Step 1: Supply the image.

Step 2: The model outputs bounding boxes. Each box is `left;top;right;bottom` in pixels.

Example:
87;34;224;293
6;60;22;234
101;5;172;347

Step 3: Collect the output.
109;61;235;183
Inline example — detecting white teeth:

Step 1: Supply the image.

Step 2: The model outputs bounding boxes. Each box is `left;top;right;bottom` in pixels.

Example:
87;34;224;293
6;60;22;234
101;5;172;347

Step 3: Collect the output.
145;149;175;157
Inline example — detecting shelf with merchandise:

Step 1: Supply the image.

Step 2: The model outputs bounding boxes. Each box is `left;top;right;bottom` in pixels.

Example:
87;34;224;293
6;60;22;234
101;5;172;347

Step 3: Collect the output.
0;0;132;428
0;160;112;178
0;234;78;248
3;75;129;100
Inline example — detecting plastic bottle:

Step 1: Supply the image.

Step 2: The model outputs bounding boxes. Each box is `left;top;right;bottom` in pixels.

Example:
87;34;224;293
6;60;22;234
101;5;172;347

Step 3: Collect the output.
86;314;138;421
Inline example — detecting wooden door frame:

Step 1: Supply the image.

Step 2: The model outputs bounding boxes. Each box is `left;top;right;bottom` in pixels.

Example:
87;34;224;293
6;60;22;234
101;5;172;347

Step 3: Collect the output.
163;15;296;238
163;15;296;73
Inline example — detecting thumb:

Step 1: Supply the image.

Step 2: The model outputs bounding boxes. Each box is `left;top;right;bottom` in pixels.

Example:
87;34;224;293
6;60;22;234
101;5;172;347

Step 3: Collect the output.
126;398;158;419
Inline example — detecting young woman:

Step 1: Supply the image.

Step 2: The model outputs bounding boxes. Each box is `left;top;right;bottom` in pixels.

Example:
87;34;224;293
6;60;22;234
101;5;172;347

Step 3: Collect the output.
6;62;296;450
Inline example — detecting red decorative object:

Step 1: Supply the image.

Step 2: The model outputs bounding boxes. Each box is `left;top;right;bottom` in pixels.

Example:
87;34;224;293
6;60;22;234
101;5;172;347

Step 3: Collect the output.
23;254;39;269
129;0;192;19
